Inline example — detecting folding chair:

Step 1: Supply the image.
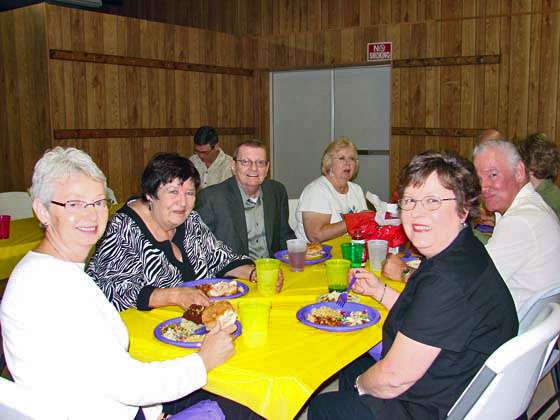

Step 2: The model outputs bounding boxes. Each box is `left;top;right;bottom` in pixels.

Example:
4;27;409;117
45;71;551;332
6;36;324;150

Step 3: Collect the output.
447;302;560;419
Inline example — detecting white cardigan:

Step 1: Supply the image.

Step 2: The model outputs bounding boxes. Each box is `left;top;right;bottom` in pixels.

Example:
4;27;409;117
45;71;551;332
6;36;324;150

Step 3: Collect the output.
1;252;207;420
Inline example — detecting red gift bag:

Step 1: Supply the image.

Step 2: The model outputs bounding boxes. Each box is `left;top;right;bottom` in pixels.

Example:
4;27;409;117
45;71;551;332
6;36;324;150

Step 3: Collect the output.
343;211;407;250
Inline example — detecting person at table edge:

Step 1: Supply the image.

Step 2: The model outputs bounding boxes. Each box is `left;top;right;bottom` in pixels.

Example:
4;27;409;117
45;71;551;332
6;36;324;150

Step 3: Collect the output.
0;147;245;419
189;125;233;189
195;139;295;259
87;152;282;312
517;132;560;220
384;139;560;311
294;137;367;243
309;151;518;420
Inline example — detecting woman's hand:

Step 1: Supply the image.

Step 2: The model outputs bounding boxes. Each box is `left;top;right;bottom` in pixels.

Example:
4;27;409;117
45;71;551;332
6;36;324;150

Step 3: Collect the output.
382;254;406;280
170;287;210;310
198;321;237;372
350;268;384;298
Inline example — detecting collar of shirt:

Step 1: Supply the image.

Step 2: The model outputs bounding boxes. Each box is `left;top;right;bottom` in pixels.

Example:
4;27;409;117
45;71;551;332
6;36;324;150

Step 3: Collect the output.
237;182;262;209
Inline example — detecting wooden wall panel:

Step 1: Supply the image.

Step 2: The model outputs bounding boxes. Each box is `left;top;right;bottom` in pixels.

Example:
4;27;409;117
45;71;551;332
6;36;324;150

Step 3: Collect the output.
240;1;560;192
42;5;257;201
0;4;51;192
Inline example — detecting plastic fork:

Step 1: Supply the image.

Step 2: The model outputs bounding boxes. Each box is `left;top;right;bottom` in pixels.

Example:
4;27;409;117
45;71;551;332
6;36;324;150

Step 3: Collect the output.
336;275;357;308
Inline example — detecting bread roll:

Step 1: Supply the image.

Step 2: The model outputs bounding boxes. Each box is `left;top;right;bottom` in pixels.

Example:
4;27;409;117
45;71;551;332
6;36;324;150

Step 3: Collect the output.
201;301;237;329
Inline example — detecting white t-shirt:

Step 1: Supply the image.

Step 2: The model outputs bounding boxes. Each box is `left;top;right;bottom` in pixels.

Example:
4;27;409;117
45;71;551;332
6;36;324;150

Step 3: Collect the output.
1;252;207;420
486;183;560;310
295;176;367;241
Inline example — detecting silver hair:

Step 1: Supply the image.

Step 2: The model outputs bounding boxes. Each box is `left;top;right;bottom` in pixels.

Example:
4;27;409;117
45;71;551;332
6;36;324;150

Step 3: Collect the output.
473;139;522;171
30;147;107;205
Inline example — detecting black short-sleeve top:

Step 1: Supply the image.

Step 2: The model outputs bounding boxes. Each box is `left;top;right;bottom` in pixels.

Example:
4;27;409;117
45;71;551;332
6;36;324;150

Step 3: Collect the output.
381;227;518;419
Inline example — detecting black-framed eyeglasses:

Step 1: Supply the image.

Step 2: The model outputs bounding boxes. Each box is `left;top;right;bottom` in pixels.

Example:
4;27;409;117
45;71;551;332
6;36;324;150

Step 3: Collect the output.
50;199;111;211
235;158;268;168
398;196;456;211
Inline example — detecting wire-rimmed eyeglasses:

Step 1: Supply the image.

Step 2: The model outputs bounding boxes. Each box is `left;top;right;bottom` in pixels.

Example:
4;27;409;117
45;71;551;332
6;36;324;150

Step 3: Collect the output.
234;158;269;168
50;199;111;212
398;196;456;211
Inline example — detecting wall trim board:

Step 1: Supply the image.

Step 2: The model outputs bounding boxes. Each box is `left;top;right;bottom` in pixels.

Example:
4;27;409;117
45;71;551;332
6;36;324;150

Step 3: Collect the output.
393;55;500;68
391;127;484;137
49;49;254;77
53;127;256;140
260;55;498;72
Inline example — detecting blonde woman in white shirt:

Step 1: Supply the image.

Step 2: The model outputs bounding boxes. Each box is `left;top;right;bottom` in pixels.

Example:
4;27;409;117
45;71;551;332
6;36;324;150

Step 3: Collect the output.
0;147;259;420
296;138;367;242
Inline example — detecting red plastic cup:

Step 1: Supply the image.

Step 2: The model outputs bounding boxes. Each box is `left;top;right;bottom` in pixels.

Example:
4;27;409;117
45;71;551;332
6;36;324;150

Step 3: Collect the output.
0;215;10;239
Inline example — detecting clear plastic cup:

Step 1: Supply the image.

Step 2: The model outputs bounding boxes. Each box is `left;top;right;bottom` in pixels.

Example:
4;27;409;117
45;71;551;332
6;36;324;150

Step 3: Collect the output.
255;258;280;296
325;259;351;293
368;239;388;272
286;239;307;272
238;300;271;347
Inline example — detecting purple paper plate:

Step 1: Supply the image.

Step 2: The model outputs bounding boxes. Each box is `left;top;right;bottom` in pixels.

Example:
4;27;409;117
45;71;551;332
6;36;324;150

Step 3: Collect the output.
179;278;249;300
476;224;494;234
154;317;242;348
296;301;380;332
274;245;332;265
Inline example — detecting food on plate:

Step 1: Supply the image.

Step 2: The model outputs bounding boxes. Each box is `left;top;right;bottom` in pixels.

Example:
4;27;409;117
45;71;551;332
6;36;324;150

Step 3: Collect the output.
196;280;240;297
161;319;205;343
317;291;359;303
202;301;237;329
306;306;370;327
183;304;205;324
306;243;324;259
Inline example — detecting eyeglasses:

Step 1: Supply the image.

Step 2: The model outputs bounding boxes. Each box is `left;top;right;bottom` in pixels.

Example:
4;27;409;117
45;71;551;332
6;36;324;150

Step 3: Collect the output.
50;199;111;211
398;196;457;211
235;158;268;168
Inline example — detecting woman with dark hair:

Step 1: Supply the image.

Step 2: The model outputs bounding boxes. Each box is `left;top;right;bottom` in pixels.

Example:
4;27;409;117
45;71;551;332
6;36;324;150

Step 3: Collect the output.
517;132;560;219
308;151;518;420
87;153;255;312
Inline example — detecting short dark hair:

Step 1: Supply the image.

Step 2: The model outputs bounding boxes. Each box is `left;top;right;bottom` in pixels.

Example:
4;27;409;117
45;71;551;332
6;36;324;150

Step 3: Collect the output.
398;151;481;221
517;133;560;181
233;139;267;160
141;153;200;200
193;126;218;147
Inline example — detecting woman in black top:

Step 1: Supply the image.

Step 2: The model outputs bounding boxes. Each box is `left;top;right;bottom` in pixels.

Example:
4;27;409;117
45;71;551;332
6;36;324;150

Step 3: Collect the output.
309;151;518;420
88;153;282;312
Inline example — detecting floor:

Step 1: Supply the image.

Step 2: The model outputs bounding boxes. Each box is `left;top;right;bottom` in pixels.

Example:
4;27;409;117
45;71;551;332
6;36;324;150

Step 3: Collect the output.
295;374;559;420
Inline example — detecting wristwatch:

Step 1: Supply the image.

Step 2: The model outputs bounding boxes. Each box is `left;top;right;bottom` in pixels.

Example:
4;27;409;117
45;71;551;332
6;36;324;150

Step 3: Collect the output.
354;375;366;396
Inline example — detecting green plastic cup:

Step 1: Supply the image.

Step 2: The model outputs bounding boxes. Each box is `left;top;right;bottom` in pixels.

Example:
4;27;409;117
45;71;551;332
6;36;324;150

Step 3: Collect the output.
238;300;271;347
255;258;280;296
325;259;351;293
341;242;364;268
341;242;352;261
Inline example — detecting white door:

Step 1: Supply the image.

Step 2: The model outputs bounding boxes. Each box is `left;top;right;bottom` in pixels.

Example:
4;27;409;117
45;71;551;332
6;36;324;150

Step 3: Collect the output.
272;66;391;200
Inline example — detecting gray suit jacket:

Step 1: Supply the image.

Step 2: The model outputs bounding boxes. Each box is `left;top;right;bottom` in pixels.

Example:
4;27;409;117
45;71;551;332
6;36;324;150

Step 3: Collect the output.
195;177;295;257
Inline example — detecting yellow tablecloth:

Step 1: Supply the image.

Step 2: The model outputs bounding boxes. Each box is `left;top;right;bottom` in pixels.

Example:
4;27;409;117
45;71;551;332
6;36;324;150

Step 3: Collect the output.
0;218;43;279
122;236;405;420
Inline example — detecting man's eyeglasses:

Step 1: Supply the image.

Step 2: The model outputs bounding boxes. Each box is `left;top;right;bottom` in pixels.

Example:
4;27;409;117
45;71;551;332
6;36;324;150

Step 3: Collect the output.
50;199;111;211
398;196;456;211
235;158;268;168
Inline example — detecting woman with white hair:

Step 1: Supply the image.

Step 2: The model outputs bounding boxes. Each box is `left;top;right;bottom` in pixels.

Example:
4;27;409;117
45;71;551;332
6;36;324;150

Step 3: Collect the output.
295;137;367;242
0;147;254;419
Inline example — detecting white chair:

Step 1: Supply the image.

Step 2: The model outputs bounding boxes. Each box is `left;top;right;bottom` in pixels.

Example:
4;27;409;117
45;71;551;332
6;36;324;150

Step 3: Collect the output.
0;192;33;220
0;376;59;419
447;302;560;420
288;198;299;231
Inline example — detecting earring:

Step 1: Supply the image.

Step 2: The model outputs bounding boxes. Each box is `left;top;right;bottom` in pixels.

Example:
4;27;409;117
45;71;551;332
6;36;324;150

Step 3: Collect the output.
148;201;152;211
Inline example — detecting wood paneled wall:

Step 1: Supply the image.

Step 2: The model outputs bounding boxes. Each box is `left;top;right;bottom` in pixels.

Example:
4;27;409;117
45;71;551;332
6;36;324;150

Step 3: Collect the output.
242;1;560;192
0;4;52;192
0;4;258;200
